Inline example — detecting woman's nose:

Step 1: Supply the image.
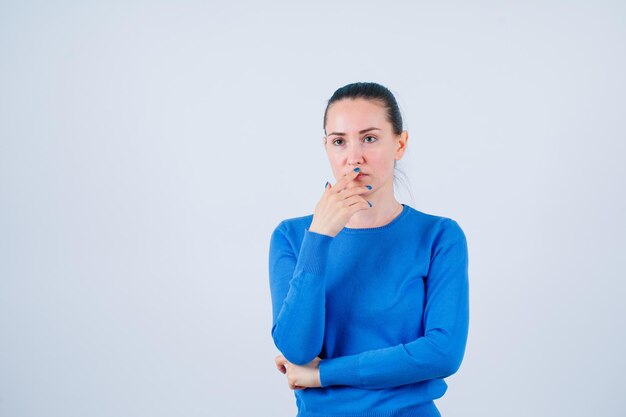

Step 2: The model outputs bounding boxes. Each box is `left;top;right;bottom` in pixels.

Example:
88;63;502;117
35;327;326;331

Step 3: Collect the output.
347;142;364;165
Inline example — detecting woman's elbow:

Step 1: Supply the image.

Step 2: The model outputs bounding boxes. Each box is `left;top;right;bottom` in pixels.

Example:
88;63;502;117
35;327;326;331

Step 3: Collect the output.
436;347;465;378
271;327;319;365
274;339;318;365
282;350;318;366
425;328;467;378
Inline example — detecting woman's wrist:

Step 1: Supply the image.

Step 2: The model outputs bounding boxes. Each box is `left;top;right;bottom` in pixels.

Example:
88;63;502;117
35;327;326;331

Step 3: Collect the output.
308;226;335;237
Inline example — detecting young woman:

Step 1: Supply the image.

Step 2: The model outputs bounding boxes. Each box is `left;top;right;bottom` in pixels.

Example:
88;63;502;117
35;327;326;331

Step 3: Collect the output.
268;82;469;417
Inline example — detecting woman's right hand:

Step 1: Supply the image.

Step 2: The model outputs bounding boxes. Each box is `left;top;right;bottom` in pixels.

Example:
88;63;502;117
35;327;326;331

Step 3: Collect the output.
308;168;371;237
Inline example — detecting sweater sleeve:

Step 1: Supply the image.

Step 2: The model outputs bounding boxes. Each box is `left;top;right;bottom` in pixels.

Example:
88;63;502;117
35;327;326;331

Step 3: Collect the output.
318;219;469;389
268;221;334;366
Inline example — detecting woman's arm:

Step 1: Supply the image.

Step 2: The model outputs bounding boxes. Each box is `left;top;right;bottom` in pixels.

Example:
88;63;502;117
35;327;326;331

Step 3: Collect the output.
269;221;334;366
318;219;470;389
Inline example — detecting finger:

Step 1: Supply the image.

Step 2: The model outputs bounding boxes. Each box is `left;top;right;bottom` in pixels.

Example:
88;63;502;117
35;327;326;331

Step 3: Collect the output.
288;379;306;390
338;167;361;187
338;185;372;200
323;180;333;195
332;168;362;192
343;195;371;211
274;355;287;374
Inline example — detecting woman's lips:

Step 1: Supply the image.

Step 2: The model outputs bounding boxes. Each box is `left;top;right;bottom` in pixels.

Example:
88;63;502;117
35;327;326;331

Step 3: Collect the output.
355;173;367;180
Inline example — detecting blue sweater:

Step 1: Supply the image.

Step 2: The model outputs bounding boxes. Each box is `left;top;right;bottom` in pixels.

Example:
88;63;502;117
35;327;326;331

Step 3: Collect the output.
268;204;469;417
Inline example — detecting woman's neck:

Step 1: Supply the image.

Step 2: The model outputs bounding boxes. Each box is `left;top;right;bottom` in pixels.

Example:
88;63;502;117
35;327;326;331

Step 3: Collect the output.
345;196;403;229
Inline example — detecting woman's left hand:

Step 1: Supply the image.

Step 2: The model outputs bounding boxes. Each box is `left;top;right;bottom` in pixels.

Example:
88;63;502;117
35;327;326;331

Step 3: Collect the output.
274;354;322;390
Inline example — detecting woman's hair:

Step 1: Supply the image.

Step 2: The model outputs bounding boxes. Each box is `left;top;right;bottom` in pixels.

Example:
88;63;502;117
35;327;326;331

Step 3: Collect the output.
322;81;415;203
323;82;403;135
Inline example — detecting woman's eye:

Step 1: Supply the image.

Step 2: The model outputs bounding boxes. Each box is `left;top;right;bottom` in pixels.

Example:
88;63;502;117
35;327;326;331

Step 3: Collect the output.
333;139;344;146
364;135;377;143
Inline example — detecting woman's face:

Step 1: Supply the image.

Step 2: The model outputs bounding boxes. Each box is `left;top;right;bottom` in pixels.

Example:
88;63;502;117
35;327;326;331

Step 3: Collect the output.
323;98;408;191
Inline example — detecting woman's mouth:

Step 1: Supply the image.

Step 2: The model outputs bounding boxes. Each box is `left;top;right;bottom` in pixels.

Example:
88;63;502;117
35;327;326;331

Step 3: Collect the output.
355;173;367;180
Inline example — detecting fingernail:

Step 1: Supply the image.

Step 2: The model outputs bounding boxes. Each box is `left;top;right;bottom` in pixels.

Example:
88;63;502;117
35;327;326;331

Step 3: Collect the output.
366;185;372;190
367;201;372;207
325;181;329;188
353;167;360;172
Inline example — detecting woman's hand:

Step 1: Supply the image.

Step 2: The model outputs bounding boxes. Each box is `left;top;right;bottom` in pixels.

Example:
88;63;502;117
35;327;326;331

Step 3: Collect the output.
309;168;371;237
274;354;322;390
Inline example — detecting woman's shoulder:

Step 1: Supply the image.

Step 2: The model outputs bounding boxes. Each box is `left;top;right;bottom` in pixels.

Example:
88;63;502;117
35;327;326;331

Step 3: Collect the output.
403;204;466;240
274;212;313;228
270;212;314;239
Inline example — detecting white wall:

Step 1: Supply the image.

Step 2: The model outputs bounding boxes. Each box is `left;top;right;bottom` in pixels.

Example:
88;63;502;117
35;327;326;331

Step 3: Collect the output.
1;1;624;416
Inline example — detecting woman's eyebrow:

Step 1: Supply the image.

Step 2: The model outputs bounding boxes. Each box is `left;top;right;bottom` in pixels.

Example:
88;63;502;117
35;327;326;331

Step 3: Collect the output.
327;127;381;137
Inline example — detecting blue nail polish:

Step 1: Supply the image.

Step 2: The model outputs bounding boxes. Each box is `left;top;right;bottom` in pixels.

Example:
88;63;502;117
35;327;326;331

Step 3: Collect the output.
325;181;329;188
367;201;372;207
366;185;372;190
353;167;360;172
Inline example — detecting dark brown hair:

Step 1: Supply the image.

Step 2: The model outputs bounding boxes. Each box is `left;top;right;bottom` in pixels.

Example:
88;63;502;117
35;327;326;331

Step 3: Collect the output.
323;82;403;135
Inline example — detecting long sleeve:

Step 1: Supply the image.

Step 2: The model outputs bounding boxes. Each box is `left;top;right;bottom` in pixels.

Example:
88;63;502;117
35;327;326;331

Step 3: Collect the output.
318;219;470;389
268;222;334;366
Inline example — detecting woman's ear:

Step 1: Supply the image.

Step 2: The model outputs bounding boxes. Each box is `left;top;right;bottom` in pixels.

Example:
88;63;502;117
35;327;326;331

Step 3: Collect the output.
322;136;327;146
396;131;408;158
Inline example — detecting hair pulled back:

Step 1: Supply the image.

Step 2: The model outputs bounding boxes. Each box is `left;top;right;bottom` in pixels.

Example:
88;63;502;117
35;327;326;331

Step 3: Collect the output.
323;82;403;136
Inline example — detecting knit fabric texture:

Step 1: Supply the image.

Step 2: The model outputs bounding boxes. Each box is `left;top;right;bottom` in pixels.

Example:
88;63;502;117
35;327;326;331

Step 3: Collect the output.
269;204;469;417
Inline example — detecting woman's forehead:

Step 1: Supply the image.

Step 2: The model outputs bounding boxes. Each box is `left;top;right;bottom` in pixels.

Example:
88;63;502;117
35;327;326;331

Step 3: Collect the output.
326;99;389;133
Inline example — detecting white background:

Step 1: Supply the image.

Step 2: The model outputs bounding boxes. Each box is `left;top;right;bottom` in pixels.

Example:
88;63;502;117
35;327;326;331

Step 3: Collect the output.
1;1;625;416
